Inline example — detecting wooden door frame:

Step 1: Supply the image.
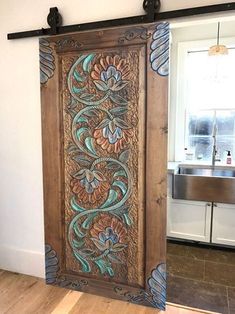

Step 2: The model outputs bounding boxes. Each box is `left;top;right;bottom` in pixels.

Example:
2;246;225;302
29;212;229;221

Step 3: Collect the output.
41;22;169;310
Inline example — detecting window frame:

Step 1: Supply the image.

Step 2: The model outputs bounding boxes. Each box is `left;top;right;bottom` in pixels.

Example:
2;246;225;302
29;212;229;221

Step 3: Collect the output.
173;36;235;162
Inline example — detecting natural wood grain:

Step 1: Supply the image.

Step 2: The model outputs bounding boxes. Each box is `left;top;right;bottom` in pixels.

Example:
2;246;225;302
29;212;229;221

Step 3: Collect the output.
52;290;83;314
145;23;168;278
0;271;38;313
5;278;67;314
0;270;216;314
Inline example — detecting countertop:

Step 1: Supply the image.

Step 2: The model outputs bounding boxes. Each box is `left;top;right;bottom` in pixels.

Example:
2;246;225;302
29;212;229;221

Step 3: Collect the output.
168;162;180;174
167;161;235;174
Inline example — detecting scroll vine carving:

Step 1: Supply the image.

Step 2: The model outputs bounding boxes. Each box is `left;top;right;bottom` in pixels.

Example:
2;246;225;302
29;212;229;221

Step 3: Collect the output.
62;51;142;283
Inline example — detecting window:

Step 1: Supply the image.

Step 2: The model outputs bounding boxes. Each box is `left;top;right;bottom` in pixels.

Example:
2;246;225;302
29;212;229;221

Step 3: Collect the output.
187;110;235;162
174;38;235;163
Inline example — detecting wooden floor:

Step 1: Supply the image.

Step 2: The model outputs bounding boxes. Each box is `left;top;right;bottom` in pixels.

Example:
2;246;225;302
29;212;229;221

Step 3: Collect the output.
0;270;215;314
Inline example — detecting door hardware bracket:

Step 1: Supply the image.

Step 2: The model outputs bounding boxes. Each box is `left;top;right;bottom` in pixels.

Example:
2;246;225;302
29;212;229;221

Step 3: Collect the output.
7;1;235;40
143;0;160;22
47;7;62;35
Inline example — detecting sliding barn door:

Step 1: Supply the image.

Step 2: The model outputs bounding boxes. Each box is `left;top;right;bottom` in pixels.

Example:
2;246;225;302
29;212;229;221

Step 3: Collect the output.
40;22;169;310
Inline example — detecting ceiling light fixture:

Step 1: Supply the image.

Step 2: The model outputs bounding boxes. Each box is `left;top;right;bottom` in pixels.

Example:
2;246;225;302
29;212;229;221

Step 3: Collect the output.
208;22;228;56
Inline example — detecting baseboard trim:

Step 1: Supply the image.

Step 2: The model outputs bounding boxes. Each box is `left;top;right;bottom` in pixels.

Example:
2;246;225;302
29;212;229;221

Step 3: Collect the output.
0;245;45;278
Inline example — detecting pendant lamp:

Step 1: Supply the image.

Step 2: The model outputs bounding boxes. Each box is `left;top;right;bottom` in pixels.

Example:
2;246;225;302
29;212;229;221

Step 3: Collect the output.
208;22;228;56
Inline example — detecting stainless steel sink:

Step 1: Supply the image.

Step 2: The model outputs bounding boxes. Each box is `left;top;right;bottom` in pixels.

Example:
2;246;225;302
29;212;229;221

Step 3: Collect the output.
178;166;235;178
173;165;235;204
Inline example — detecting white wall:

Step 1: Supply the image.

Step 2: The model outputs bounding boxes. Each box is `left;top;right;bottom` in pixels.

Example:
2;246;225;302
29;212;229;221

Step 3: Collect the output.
0;0;234;278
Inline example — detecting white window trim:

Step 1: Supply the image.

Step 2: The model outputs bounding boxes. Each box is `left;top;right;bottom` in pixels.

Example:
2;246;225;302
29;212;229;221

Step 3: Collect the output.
173;36;235;162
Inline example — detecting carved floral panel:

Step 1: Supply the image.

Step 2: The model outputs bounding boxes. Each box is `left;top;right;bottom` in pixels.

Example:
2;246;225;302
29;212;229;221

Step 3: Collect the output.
41;22;169;310
62;48;145;286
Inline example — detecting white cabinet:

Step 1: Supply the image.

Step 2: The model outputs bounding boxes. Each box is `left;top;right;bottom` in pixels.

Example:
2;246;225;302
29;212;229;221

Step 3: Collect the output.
167;197;212;242
212;203;235;246
167;172;235;246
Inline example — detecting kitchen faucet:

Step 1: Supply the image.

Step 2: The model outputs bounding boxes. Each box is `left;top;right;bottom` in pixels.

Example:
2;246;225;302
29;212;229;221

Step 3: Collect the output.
212;124;221;166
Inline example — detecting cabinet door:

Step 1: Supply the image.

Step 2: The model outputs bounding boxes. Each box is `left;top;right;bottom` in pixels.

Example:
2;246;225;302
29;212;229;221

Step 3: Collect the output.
167;198;211;242
40;23;169;310
212;203;235;246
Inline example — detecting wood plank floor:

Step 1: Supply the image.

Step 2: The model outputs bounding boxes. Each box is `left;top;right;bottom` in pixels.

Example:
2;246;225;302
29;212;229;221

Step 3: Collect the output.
0;270;216;314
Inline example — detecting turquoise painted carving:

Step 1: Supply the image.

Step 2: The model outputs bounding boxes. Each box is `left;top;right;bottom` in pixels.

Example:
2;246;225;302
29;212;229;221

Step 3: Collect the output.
45;244;88;289
45;244;59;284
39;39;55;84
150;22;170;76
66;54;134;278
45;244;166;310
114;263;167;310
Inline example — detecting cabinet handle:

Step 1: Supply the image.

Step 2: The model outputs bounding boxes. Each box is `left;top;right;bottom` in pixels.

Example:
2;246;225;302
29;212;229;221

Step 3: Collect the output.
214;203;217;207
206;203;211;206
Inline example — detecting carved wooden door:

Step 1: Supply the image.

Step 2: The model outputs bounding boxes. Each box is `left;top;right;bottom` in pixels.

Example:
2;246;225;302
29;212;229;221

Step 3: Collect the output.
41;22;169;310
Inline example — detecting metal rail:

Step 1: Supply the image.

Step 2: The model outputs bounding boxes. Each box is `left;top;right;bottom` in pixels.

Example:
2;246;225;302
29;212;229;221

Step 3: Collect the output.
7;2;235;40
